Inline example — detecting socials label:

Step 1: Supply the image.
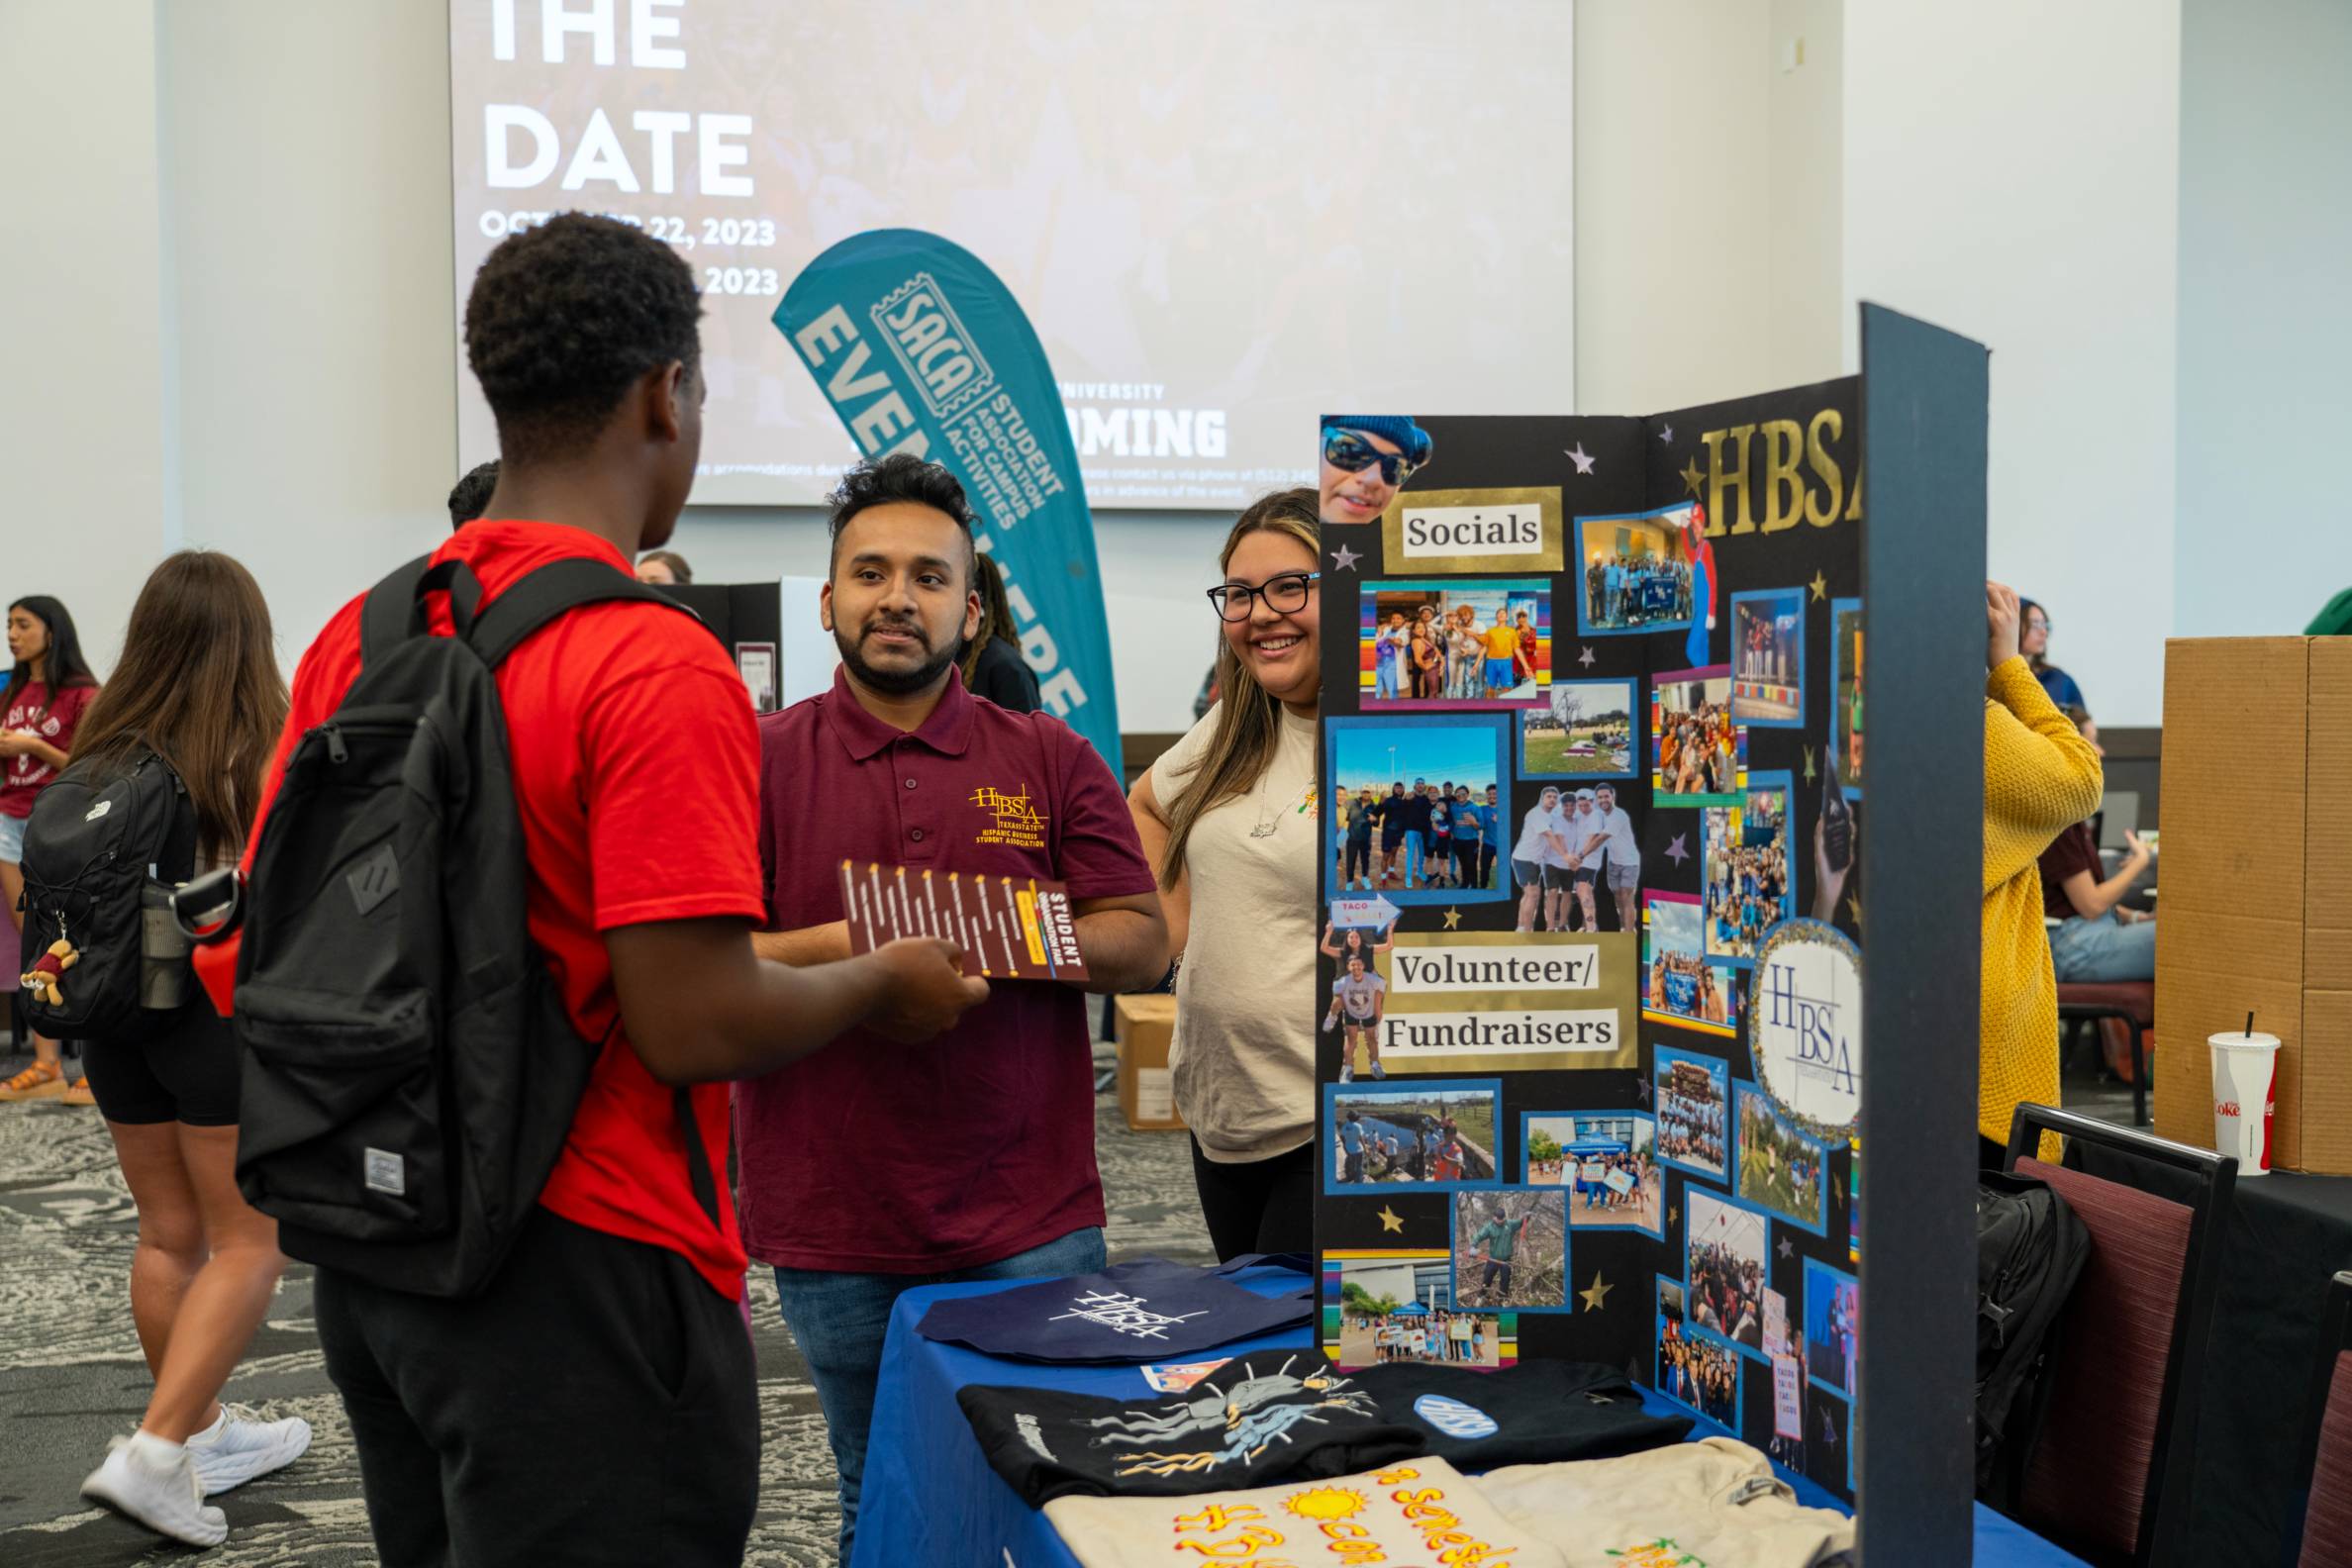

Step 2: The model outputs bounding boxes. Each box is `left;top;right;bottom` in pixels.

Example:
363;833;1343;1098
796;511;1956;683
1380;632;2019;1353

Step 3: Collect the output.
1749;919;1862;1133
1382;485;1564;573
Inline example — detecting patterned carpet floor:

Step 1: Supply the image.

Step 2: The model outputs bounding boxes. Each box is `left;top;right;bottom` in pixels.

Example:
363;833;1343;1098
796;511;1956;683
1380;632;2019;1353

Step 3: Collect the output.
0;1043;1209;1566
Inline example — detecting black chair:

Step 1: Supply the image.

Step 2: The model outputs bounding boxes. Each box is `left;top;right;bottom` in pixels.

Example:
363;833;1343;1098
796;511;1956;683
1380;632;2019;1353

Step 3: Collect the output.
2002;1104;2235;1566
2291;1271;2352;1567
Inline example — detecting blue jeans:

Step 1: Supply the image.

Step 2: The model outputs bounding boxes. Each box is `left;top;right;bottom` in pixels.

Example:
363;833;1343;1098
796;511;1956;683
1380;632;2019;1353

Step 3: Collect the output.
1376;662;1399;700
2050;912;2156;982
772;1225;1106;1561
1404;831;1423;885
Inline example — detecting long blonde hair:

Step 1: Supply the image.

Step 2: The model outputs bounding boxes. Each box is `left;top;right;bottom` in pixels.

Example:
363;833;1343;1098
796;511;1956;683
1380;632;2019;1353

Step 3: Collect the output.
1156;487;1320;890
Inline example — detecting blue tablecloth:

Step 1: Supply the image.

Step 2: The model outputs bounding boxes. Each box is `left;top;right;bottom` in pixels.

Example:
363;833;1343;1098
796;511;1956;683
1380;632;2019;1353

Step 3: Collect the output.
848;1266;2086;1568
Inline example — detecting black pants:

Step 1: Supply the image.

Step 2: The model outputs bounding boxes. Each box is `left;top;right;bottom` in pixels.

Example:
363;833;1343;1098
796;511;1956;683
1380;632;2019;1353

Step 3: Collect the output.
315;1209;757;1568
1188;1137;1314;1262
1344;840;1371;882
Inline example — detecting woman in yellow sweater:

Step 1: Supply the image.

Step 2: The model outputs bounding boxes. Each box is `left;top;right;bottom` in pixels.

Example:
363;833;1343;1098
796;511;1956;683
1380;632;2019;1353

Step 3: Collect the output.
1981;581;2106;1165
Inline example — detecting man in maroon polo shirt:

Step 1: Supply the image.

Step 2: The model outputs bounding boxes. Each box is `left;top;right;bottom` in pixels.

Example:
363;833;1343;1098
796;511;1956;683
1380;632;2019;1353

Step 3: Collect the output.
737;453;1168;1559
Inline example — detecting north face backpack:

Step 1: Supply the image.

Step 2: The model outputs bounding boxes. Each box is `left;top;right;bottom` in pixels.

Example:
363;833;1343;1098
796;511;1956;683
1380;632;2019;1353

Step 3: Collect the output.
17;747;197;1038
228;553;722;1299
1974;1169;2093;1506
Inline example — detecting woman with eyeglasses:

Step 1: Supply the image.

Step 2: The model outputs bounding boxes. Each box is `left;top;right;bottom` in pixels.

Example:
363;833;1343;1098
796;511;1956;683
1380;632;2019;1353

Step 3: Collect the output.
2017;598;2086;712
1317;416;1432;527
1128;488;1323;1259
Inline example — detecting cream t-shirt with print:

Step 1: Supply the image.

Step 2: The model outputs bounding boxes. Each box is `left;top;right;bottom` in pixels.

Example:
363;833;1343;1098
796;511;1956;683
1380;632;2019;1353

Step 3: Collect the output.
1149;701;1318;1164
1476;1436;1857;1568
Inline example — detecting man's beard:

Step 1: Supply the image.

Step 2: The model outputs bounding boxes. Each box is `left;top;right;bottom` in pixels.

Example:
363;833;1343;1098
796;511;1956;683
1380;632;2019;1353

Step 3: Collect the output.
835;618;960;696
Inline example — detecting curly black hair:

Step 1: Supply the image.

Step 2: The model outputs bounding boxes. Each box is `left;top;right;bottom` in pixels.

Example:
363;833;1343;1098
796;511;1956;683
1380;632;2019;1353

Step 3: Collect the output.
446;458;500;531
463;214;702;465
825;452;979;582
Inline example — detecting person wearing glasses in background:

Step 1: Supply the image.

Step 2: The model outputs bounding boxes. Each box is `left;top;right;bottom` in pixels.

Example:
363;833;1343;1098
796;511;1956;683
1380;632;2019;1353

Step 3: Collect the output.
2017;598;2086;713
1318;416;1433;526
1130;489;1323;1259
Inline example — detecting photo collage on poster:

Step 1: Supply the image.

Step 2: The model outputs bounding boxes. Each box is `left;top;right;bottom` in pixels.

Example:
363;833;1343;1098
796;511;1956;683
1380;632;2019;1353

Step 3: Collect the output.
1312;397;1866;1501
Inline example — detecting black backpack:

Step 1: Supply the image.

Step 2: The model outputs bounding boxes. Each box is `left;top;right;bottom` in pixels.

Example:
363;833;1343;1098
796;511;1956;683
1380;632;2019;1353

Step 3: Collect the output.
1974;1169;2093;1506
17;747;197;1039
229;553;723;1299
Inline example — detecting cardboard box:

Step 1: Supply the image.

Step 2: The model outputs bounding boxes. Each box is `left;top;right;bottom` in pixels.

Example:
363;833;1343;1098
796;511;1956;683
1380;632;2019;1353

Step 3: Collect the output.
1114;995;1184;1131
2154;638;2352;1171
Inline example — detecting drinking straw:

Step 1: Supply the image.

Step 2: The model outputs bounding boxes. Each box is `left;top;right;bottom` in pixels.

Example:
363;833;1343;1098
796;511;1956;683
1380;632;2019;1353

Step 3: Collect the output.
2246;1011;2256;1039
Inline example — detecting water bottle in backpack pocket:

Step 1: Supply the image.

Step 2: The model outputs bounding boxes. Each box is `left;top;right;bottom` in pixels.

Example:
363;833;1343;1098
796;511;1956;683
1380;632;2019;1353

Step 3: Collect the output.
16;749;196;1038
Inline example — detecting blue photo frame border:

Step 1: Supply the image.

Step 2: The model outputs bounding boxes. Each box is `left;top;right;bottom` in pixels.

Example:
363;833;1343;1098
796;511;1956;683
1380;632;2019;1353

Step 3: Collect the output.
1682;1184;1778;1364
1727;587;1808;730
1650;1042;1731;1183
1515;677;1641;781
1828;597;1863;800
1730;1079;1829;1237
1572;502;1701;638
1653;1274;1743;1433
1521;1109;1664;1239
1323;1078;1507;1197
1802;1256;1862;1401
1698;768;1799;972
1324;713;1516;907
1448;1187;1575;1316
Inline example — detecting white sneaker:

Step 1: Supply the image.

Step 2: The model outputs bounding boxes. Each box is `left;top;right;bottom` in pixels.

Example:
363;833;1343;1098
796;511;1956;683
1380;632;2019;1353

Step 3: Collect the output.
186;1405;313;1495
81;1432;228;1546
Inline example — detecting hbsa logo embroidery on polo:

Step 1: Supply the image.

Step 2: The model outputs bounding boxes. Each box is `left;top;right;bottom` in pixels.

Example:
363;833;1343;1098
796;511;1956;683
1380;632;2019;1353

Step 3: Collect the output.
970;783;1047;849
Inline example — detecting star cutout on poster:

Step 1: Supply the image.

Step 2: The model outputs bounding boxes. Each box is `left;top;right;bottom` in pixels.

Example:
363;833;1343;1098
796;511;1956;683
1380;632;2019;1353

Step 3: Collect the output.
1803;746;1818;785
1567;442;1597;476
1330;542;1362;572
1637;1077;1654;1106
1680;456;1705;498
1848;895;1863;928
1778;1236;1796;1260
1820;1409;1840;1445
1442;908;1462;931
1665;833;1690;866
1809;570;1828;602
1578;644;1598;669
1659;424;1675;443
1378;1206;1405;1234
1669;1205;1679;1226
1580;1272;1615;1312
1833;1176;1846;1205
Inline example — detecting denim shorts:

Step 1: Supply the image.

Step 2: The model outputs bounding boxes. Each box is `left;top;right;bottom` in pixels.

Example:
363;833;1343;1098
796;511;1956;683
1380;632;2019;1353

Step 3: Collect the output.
0;811;25;864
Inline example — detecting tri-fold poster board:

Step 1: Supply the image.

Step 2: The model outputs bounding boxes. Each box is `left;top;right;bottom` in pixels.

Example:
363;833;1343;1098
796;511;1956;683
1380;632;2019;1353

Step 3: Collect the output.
1309;306;1991;1561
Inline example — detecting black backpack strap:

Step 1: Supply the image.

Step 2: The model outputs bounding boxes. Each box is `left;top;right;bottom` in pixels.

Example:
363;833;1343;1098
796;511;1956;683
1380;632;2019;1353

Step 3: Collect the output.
674;1087;723;1229
360;555;487;667
466;556;716;669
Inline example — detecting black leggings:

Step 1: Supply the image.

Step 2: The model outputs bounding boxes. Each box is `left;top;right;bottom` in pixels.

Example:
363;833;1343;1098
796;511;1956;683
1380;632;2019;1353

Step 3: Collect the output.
1188;1137;1315;1263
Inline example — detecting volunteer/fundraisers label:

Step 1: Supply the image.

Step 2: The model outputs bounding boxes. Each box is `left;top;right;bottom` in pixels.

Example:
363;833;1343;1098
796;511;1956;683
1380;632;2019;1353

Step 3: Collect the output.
1389;942;1601;994
1370;931;1636;1072
837;859;1089;982
1749;920;1861;1133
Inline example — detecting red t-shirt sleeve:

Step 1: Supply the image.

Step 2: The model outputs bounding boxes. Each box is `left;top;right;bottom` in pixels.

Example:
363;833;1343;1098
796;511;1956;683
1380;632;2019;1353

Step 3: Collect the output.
583;662;766;930
1047;722;1158;901
51;682;98;751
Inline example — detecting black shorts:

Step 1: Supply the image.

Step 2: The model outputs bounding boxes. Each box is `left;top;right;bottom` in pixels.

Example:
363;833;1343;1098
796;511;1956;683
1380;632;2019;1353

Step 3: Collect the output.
1542;864;1574;892
82;1000;240;1127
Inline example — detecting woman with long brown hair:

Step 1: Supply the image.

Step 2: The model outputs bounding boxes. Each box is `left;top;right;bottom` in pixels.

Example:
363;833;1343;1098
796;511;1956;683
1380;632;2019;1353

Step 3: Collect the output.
959;550;1042;713
1127;488;1322;1258
71;552;310;1547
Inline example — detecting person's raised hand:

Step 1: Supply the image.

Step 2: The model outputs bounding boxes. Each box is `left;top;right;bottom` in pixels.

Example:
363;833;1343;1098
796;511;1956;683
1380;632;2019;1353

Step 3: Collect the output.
865;937;989;1041
2122;828;2155;865
1987;581;2022;671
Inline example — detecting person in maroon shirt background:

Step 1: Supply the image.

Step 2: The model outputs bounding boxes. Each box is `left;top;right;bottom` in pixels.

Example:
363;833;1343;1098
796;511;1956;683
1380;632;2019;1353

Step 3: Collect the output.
0;593;102;1105
737;453;1168;1561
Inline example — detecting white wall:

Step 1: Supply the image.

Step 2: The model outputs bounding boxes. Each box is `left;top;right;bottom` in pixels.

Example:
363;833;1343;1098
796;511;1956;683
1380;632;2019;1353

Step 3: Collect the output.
1844;1;2183;725
0;0;172;670
2174;0;2352;639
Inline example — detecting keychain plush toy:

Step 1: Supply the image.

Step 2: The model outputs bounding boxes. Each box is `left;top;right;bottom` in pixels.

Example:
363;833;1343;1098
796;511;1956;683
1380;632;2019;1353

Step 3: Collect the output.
20;936;77;1008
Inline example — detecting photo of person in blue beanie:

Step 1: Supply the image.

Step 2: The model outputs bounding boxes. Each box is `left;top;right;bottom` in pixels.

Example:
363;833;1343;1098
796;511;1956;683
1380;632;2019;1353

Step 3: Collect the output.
1320;415;1433;525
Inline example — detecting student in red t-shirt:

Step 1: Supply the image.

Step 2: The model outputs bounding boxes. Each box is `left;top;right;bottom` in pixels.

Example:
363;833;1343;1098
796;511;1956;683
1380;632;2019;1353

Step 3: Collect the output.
736;454;1169;1561
0;594;102;1105
204;217;987;1567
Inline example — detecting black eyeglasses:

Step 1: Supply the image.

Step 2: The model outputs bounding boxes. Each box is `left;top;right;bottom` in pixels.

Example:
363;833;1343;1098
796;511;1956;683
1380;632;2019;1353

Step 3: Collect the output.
1323;428;1421;487
1208;570;1321;622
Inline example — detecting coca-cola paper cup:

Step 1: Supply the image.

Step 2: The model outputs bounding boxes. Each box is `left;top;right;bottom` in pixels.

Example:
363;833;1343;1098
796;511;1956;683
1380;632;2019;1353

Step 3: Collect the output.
2209;1030;2281;1175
